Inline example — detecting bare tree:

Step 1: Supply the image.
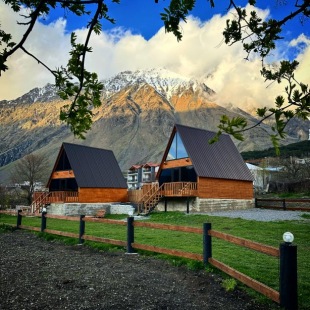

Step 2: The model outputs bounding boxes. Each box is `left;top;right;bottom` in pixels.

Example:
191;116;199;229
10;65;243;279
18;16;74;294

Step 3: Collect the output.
10;154;50;205
281;157;307;181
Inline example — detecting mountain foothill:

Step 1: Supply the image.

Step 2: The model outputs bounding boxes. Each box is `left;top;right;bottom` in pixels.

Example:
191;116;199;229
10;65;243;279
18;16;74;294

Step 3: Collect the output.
0;68;309;183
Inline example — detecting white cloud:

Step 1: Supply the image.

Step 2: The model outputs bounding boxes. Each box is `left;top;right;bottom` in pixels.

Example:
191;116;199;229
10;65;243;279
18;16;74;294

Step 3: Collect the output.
0;2;309;115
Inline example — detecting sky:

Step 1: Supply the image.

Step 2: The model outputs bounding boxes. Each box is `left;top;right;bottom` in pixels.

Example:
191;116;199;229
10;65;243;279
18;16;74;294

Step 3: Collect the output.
0;0;309;111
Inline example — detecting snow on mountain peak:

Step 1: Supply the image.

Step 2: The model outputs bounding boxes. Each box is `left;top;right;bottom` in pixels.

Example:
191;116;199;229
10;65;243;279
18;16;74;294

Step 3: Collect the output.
102;68;214;100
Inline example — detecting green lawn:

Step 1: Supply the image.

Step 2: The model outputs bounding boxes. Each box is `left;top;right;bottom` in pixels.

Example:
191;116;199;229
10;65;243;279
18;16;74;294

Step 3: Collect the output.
1;211;309;309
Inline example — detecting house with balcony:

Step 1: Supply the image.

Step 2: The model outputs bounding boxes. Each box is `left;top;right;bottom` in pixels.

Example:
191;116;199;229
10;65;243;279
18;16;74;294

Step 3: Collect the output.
134;124;254;214
127;163;159;189
32;143;128;214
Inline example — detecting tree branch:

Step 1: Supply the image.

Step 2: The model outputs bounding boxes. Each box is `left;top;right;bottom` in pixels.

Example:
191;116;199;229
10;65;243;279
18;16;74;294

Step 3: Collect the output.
3;0;46;61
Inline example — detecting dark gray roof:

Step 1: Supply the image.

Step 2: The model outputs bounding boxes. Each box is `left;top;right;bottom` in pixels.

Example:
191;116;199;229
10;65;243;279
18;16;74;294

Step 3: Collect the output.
62;143;127;188
175;124;253;181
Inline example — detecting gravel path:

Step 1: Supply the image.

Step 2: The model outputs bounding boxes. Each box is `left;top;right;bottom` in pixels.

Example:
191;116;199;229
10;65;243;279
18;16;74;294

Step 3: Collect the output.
0;230;278;310
206;208;308;222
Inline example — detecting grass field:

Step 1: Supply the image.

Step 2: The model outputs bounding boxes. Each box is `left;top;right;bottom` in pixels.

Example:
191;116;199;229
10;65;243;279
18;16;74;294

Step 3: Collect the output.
1;211;309;309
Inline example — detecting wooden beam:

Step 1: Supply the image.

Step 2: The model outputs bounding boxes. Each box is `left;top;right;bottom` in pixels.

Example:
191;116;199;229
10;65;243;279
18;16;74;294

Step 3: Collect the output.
51;170;75;179
162;158;192;169
45;214;80;221
209;230;279;257
134;221;203;234
83;235;126;246
43;229;79;239
132;243;203;261
83;217;127;225
209;258;280;303
18;225;41;231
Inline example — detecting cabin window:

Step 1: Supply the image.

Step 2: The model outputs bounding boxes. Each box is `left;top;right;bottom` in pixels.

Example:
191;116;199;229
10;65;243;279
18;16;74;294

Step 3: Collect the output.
55;152;71;171
49;178;78;191
159;166;197;185
167;132;188;160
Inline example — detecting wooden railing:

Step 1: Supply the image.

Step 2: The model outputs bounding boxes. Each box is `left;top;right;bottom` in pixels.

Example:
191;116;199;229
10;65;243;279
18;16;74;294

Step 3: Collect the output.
255;198;310;211
48;191;79;203
4;212;297;309
130;182;198;214
161;182;198;197
128;182;198;204
31;191;79;214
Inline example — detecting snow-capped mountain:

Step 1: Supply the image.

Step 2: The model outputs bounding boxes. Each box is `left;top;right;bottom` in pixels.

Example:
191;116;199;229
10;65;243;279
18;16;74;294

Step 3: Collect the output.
0;68;308;184
3;83;58;105
103;68;215;100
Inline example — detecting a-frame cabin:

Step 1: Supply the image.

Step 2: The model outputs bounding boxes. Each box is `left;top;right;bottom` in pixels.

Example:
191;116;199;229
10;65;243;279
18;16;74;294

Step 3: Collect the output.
138;124;254;213
32;143;128;213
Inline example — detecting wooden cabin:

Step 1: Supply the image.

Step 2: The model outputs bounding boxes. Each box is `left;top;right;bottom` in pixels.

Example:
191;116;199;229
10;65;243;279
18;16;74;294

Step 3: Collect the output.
136;124;254;213
32;143;128;213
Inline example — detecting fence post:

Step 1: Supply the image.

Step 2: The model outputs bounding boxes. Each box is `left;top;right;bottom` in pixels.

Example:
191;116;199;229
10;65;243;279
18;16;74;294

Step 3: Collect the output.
127;216;135;254
79;215;85;244
41;211;47;232
17;210;22;228
280;242;298;310
203;223;212;265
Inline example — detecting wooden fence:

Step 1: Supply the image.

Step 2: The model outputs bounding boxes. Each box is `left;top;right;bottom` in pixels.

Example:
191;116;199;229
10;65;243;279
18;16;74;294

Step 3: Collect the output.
255;198;310;211
2;211;297;310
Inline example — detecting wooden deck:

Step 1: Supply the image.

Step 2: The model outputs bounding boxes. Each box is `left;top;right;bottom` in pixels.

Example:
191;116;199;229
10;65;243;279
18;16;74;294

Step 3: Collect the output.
32;191;79;213
161;182;198;197
128;182;198;204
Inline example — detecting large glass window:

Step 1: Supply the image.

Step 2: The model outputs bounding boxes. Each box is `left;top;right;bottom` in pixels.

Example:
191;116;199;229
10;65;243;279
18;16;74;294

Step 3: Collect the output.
167;132;188;160
56;152;71;170
159;166;197;185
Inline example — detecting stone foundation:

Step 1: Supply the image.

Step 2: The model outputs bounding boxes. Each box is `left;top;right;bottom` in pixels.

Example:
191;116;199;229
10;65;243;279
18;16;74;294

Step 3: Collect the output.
156;197;254;213
46;203;134;216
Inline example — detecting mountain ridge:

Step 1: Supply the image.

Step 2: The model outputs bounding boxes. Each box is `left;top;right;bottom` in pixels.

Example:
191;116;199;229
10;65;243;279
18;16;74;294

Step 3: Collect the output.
0;68;309;184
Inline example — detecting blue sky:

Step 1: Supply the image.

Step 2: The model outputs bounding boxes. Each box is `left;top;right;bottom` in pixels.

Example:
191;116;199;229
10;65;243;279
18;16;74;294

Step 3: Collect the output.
43;0;309;42
1;0;309;111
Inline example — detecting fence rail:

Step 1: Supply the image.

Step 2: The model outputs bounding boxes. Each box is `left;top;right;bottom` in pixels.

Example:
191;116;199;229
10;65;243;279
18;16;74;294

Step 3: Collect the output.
208;258;280;303
0;211;297;309
255;198;310;211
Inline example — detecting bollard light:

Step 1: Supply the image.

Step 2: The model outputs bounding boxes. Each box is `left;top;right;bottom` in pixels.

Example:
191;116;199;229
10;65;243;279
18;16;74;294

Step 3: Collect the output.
283;231;294;243
128;209;134;217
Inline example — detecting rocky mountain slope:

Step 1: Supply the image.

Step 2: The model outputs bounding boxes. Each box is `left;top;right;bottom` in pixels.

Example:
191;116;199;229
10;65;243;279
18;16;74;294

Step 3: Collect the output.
0;68;308;184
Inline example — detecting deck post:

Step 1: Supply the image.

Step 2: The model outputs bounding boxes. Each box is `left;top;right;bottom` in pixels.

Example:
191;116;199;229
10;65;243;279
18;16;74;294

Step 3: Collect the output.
41;211;47;232
127;216;135;254
203;223;212;265
17;210;22;228
186;197;190;213
79;215;85;244
280;242;298;310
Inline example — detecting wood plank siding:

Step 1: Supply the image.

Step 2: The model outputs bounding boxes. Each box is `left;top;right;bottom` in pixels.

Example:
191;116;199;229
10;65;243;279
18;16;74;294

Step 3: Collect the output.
162;158;192;169
78;188;128;203
198;177;253;199
51;170;75;179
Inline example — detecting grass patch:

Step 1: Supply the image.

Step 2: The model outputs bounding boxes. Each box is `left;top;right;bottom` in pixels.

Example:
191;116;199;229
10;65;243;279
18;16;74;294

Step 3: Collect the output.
1;211;309;309
222;278;237;292
301;213;310;219
0;223;17;233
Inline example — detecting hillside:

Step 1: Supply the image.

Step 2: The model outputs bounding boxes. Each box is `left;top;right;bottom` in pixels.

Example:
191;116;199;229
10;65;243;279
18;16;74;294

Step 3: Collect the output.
0;68;309;184
241;140;310;160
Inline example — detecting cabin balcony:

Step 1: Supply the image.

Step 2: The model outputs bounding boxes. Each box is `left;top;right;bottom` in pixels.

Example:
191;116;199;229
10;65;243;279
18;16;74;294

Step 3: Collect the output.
128;182;198;204
160;182;198;197
32;191;79;213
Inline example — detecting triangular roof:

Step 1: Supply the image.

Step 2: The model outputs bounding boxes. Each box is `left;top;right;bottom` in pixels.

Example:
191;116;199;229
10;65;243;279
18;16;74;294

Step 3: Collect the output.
48;143;127;188
158;124;253;181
